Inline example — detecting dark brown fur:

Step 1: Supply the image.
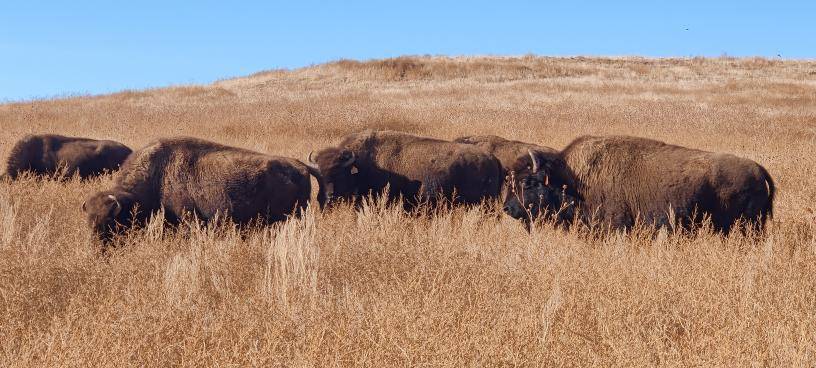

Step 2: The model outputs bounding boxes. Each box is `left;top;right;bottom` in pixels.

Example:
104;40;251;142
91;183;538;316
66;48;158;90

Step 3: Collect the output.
454;135;562;199
453;135;558;170
504;135;775;233
309;130;502;208
83;137;324;246
4;134;132;179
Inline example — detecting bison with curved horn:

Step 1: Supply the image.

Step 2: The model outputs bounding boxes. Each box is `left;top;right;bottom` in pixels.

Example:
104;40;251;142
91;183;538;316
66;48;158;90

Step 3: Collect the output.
3;134;132;180
82;137;325;247
453;135;571;201
306;130;503;209
503;135;775;234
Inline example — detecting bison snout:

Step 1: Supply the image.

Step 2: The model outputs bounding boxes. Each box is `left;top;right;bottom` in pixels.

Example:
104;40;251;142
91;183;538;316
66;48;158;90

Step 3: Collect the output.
503;203;528;220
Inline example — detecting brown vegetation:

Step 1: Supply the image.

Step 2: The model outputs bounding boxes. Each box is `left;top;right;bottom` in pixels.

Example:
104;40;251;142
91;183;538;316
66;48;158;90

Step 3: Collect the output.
1;56;815;366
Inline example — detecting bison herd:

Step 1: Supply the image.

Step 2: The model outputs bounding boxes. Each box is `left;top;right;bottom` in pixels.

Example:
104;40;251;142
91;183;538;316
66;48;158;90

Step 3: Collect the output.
2;131;775;251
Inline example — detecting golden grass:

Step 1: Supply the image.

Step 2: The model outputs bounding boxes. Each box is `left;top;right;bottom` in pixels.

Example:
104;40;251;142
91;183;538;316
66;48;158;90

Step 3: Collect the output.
1;55;815;366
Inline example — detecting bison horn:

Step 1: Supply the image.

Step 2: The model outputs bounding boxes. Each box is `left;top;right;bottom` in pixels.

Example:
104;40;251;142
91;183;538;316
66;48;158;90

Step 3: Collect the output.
107;194;122;216
528;149;540;173
306;151;320;170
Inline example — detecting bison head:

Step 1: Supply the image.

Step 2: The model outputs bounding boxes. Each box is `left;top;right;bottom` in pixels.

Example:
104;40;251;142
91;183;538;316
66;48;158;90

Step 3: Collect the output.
307;148;358;206
503;150;578;228
82;190;136;245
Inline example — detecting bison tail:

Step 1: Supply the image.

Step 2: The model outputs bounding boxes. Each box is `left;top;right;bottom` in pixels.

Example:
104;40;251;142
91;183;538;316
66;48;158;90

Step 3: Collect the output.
305;165;327;210
747;164;776;234
758;164;775;220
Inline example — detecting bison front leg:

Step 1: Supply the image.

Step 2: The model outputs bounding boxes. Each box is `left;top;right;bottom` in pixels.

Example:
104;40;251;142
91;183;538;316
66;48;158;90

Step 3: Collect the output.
418;173;455;209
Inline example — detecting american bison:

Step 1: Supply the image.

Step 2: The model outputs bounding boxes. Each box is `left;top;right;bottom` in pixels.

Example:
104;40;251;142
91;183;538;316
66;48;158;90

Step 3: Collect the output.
503;135;775;234
453;135;564;199
82;137;324;245
307;130;502;208
3;134;132;179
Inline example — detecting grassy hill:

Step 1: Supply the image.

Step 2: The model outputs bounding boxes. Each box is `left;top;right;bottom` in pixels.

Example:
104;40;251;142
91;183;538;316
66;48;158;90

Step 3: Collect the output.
1;56;815;366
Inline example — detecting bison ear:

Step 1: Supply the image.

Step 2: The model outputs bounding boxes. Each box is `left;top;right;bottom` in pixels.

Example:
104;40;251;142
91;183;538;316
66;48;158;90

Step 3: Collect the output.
339;150;356;167
106;194;122;216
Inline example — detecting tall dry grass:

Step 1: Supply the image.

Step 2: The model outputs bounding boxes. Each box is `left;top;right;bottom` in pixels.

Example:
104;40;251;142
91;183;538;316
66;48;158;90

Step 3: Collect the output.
1;56;815;366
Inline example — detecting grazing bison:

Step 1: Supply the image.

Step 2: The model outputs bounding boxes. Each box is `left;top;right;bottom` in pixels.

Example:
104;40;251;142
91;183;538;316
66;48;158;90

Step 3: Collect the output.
3;134;132;179
307;130;502;208
82;137;324;245
503;135;775;234
453;135;563;199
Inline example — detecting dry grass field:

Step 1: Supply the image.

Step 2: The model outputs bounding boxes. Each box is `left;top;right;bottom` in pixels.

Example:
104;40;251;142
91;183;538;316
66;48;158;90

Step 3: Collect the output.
1;55;815;366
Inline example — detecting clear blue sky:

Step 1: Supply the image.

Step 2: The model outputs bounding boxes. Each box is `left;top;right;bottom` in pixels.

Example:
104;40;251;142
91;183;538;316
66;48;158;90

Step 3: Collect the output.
1;0;813;101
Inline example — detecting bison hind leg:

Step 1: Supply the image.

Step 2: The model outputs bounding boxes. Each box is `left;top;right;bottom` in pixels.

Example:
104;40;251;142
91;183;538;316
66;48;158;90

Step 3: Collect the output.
740;195;774;234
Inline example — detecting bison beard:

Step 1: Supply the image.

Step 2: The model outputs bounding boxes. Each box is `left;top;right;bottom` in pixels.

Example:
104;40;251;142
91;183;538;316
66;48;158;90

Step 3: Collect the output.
82;137;323;250
503;136;775;234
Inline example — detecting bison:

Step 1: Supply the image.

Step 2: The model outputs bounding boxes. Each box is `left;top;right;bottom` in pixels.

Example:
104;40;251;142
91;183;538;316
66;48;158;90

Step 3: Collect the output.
3;134;132;180
503;135;775;234
82;137;325;246
453;135;564;199
307;130;502;208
